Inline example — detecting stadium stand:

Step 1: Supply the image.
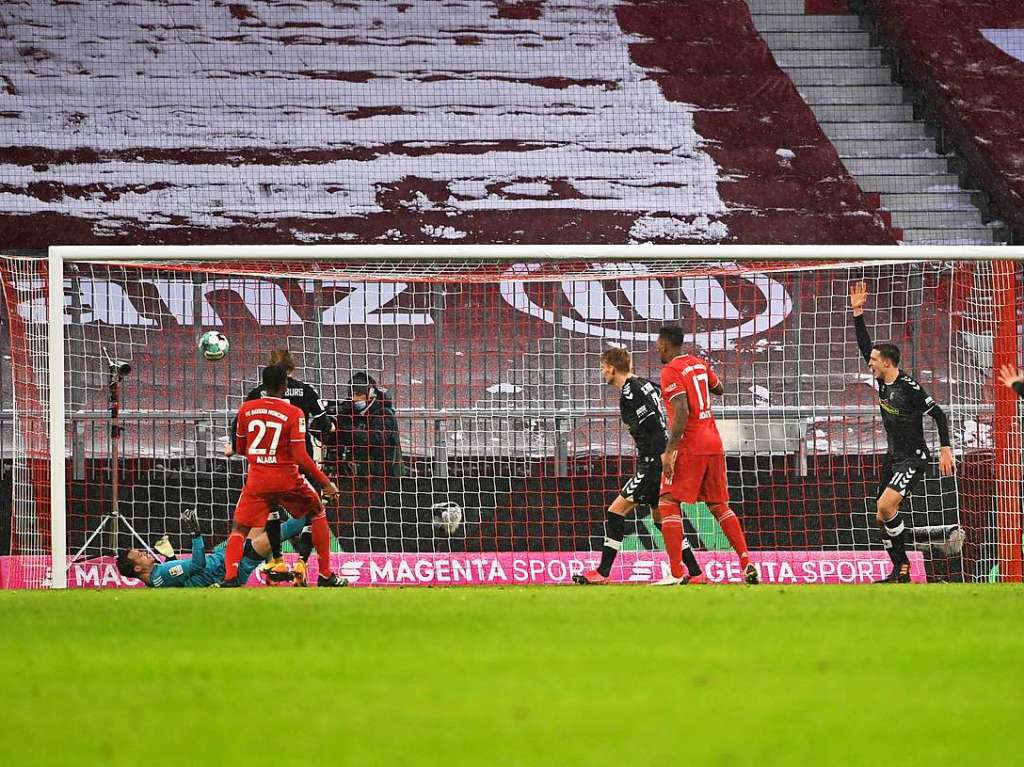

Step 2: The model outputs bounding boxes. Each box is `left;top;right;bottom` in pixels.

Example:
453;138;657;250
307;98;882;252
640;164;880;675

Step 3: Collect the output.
751;0;999;245
861;0;1024;242
0;0;896;246
0;1;1016;588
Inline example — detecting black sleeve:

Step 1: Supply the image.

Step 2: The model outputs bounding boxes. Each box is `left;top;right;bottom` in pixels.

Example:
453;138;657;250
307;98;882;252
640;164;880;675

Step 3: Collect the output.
301;383;332;437
384;409;402;475
853;314;873;362
353;406;400;451
364;414;389;449
330;401;357;448
914;381;951;448
229;385;262;447
929;404;952;448
229;408;244;454
1014;381;1024;400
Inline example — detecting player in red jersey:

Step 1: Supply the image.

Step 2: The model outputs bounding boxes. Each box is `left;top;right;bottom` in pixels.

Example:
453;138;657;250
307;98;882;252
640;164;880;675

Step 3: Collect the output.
656;326;758;585
220;365;345;587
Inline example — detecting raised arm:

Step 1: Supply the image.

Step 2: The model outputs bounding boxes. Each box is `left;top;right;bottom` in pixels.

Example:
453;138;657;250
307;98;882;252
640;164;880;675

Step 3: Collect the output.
148;518;206;587
182;536;207;576
180;509;206;575
850;281;873;362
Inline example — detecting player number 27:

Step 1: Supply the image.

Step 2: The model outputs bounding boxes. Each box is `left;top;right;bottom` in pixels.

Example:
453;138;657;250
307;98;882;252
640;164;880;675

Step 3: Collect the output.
248;419;283;456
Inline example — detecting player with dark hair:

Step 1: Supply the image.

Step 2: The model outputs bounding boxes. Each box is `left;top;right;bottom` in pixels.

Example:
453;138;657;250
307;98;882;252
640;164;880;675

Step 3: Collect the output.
574;348;702;585
227;348;334;586
850;281;955;583
116;510;308;588
998;364;1024;399
657;325;757;585
221;365;345;587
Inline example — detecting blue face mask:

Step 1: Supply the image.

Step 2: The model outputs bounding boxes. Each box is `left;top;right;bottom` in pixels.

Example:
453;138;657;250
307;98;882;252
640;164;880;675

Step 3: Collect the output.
353;400;370;413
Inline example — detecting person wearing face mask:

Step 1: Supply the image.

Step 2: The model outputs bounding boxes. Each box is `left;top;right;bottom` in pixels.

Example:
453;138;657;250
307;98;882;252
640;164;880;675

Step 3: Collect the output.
324;372;403;480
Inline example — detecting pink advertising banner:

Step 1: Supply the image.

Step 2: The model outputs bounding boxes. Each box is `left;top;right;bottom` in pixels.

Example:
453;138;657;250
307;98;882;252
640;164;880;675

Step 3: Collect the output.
1;550;927;589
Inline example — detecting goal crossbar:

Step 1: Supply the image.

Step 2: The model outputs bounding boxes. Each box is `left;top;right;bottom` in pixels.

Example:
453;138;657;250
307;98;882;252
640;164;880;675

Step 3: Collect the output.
50;244;1024;263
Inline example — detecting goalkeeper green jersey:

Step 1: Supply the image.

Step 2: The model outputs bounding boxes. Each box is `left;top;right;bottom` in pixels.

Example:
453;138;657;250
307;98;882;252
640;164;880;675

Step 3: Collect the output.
148;537;221;587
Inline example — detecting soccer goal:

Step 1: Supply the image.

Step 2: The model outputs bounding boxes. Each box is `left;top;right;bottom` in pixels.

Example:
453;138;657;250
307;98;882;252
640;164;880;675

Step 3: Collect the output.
0;245;1021;588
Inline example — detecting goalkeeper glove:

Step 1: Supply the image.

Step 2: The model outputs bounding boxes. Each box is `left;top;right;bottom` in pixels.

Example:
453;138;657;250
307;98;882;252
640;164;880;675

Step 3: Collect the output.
153;535;176;559
181;508;202;538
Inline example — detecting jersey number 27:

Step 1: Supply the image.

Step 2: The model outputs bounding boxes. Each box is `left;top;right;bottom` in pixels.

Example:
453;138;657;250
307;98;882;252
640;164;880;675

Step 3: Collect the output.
248;419;283;456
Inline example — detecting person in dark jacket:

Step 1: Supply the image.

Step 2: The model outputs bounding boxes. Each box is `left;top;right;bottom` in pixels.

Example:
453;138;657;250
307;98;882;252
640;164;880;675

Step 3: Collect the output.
325;373;403;479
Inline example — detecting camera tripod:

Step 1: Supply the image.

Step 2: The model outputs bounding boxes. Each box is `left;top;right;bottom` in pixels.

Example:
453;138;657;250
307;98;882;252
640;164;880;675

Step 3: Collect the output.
67;355;154;566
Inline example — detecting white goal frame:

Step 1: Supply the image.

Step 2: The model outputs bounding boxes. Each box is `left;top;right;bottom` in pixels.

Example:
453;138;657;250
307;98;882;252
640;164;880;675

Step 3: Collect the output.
43;244;1024;587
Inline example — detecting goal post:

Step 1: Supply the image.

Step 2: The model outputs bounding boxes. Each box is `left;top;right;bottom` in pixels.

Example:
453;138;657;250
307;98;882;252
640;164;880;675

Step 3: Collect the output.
1;245;1022;588
48;247;67;589
992;259;1023;581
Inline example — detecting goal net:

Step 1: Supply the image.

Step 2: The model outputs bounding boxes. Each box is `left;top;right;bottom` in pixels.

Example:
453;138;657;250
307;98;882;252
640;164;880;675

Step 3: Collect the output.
0;246;1020;587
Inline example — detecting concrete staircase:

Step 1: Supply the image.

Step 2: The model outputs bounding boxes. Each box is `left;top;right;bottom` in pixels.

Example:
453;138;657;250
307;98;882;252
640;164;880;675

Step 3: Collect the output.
745;0;997;245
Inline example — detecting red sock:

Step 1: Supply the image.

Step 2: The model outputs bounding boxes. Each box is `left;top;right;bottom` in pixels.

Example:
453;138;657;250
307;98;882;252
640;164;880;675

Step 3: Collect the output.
224;532;245;580
660;515;685;579
716;509;751;568
310;514;332;577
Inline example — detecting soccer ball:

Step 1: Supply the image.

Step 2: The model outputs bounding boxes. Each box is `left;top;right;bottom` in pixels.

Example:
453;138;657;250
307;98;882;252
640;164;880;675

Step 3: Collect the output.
197;331;230;361
431;501;463;536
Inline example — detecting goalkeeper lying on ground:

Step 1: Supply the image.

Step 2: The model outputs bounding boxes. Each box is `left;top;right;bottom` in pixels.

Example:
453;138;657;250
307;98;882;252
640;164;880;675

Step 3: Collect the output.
116;510;308;588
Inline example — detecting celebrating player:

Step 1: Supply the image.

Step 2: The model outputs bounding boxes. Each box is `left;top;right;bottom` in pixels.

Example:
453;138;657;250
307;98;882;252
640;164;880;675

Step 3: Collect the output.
850;281;955;583
574;348;684;585
228;349;334;586
116;509;309;588
997;364;1024;399
221;365;345;587
657;326;756;585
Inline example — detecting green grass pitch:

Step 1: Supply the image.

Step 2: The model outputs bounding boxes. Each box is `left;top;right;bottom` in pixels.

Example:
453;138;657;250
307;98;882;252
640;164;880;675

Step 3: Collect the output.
3;585;1023;767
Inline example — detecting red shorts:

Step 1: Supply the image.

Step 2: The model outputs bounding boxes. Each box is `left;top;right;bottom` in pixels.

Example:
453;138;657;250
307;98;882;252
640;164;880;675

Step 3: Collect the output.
233;474;323;528
660;452;729;505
